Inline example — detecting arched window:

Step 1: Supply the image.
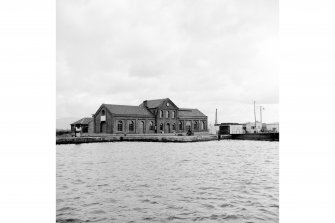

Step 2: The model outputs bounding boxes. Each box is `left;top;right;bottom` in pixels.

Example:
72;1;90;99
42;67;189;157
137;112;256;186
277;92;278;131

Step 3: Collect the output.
172;111;175;118
128;121;134;131
101;110;105;115
117;121;123;131
200;121;204;130
160;123;163;131
202;121;206;130
149;121;154;130
166;111;169;118
179;121;183;130
194;121;198;130
172;123;176;131
159;110;163;118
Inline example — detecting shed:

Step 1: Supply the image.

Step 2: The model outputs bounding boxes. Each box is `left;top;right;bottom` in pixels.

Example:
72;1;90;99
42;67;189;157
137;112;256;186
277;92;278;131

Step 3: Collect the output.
215;123;244;134
70;117;93;134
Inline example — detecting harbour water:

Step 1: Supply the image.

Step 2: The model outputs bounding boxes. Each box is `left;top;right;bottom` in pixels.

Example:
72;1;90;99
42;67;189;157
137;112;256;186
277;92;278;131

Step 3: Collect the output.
57;141;279;223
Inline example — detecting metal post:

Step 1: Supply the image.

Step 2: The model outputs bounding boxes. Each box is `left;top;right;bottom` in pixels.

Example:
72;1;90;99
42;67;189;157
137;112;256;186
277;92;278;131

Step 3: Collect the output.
260;106;262;125
254;101;257;133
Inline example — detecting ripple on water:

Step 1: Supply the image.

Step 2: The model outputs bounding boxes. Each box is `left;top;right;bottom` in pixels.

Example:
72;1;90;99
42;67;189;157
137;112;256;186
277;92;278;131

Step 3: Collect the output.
56;218;84;223
57;141;279;222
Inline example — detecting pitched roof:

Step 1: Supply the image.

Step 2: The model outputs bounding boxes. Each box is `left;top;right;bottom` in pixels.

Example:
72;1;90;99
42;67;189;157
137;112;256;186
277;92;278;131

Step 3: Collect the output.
139;98;167;108
178;108;207;118
71;117;93;125
104;104;154;117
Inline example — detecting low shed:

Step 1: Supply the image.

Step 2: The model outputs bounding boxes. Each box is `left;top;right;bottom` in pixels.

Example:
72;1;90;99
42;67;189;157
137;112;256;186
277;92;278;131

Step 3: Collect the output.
70;117;93;135
215;123;244;134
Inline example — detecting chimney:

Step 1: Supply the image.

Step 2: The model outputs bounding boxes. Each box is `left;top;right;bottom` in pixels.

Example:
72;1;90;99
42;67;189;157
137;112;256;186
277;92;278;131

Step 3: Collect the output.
143;100;148;107
215;108;218;125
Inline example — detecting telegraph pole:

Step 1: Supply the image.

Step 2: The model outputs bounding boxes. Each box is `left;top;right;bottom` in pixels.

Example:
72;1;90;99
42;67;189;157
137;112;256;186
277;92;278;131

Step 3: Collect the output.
254;101;257;133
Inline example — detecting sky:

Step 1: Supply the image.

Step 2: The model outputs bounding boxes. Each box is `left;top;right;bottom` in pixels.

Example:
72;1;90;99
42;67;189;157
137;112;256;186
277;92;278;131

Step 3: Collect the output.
57;0;278;128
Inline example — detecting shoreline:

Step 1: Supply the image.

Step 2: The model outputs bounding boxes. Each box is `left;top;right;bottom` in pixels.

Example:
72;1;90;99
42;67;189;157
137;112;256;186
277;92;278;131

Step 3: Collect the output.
56;135;218;145
56;133;279;145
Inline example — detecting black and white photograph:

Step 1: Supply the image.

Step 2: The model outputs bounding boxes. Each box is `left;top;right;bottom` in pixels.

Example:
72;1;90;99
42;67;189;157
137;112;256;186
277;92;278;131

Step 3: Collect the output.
56;0;279;222
3;0;335;223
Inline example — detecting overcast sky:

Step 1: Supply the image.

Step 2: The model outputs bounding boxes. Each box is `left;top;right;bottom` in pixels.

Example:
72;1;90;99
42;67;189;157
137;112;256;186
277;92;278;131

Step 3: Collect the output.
57;0;278;126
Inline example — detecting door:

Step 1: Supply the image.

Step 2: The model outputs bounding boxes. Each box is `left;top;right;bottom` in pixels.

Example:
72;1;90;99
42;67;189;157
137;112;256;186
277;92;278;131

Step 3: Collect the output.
185;121;191;131
100;121;106;133
165;123;170;133
138;121;145;134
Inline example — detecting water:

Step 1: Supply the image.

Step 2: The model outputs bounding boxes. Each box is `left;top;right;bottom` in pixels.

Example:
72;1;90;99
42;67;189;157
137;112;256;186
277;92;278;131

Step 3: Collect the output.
57;141;279;223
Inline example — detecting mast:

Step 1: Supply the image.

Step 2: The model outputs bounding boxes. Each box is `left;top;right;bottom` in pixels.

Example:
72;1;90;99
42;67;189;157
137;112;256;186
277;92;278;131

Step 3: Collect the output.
260;106;263;124
254;101;257;132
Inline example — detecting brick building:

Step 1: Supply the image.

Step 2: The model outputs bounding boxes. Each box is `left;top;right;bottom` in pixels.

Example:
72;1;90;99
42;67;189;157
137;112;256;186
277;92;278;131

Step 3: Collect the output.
92;98;208;134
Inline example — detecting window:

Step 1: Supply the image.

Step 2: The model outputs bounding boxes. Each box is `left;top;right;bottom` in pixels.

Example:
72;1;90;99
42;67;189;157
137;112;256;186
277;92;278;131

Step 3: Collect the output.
159;110;163;118
179;121;183;130
160;123;163;131
166;102;170;107
149;121;154;131
172;111;175;118
172;124;176;131
202;121;206;130
117;121;123;131
101;110;105;115
128;121;134;131
166;111;169;118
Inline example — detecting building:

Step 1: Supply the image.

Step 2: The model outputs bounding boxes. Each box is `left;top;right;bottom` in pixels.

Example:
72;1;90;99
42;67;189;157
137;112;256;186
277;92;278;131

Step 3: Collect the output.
92;98;208;134
215;123;244;134
70;117;94;136
265;122;279;133
244;121;263;133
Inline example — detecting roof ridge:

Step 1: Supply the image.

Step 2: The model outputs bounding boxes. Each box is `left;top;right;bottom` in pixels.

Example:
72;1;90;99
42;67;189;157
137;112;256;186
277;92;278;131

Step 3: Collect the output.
179;108;197;110
104;104;142;107
144;98;168;101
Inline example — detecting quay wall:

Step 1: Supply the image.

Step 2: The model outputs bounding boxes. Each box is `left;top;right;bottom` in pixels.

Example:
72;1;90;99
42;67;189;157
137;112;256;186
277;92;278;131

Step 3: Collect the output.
56;134;217;145
230;133;279;141
56;133;279;145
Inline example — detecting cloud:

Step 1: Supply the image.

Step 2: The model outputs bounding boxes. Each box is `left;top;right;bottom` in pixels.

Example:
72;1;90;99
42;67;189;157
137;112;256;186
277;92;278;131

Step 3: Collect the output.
57;0;279;124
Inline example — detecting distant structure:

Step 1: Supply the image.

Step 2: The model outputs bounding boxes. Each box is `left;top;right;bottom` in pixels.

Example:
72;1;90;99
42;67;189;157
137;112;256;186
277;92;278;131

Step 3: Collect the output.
215;123;244;134
91;98;208;134
215;108;218;125
70;117;94;135
244;121;263;133
215;121;279;134
265;122;279;133
243;122;279;133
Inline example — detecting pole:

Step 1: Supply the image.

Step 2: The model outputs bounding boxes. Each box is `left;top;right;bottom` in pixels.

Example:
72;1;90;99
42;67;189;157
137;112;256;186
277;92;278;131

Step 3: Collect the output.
215;108;218;125
260;106;263;124
254;101;257;133
260;106;263;132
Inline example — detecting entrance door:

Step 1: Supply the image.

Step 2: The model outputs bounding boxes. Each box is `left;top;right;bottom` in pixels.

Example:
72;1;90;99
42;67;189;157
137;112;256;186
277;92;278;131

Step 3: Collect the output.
100;121;106;133
185;121;191;131
165;123;170;133
138;121;145;134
